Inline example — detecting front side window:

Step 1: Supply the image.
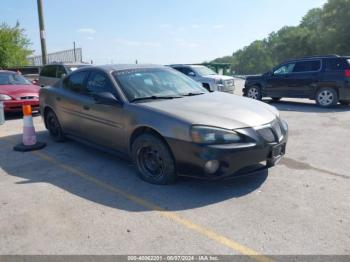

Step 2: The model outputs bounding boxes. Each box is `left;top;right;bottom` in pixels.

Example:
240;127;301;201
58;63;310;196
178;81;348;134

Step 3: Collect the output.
0;73;31;85
87;71;115;94
274;63;295;75
56;66;67;78
63;71;88;93
113;68;207;101
293;60;321;73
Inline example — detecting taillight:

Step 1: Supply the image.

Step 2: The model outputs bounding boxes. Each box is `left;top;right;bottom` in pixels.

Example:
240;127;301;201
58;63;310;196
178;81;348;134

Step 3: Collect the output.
345;69;350;77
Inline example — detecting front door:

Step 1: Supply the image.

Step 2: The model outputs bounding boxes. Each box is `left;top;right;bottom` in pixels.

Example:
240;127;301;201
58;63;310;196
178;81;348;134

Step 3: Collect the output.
266;62;296;97
78;70;125;151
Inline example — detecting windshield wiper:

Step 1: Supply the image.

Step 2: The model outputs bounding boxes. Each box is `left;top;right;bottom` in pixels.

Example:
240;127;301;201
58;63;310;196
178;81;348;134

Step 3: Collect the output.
130;95;183;103
181;92;206;97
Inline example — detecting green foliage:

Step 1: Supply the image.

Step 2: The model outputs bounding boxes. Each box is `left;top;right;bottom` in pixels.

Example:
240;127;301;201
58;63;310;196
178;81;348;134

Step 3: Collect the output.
0;22;33;68
211;0;350;75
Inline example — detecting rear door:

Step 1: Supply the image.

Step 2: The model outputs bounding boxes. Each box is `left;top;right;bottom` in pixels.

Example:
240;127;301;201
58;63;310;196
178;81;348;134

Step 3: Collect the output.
78;70;125;151
285;60;322;98
54;70;90;136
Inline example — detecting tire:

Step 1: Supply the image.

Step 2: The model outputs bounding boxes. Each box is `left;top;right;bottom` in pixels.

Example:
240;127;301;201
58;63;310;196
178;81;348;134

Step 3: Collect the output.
339;100;350;106
132;133;177;185
246;85;262;100
315;88;338;108
45;109;66;142
202;83;211;92
271;97;281;102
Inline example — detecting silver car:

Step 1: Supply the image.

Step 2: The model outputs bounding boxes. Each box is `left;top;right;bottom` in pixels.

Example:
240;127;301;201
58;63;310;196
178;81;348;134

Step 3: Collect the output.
170;64;235;93
40;64;288;185
39;63;90;87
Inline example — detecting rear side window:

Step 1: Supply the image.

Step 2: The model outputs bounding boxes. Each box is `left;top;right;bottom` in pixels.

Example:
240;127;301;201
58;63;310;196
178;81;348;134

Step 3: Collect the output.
40;65;57;77
63;71;88;93
293;60;321;73
325;58;350;71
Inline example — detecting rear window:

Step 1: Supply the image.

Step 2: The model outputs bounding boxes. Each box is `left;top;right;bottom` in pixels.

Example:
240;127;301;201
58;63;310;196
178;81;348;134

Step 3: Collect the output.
293;60;321;73
325;58;350;71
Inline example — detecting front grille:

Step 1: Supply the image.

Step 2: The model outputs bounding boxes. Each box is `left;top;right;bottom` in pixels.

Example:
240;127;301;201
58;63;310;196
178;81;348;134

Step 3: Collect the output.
20;96;36;100
272;120;283;141
256;120;284;143
224;80;234;87
257;127;275;143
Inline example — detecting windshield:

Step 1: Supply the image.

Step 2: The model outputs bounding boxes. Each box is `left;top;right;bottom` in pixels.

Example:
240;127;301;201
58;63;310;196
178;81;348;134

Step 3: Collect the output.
0;72;31;85
193;66;217;76
113;68;207;102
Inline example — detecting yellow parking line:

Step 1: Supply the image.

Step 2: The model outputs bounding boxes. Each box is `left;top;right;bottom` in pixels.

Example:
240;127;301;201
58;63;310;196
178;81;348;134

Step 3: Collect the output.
4;138;272;261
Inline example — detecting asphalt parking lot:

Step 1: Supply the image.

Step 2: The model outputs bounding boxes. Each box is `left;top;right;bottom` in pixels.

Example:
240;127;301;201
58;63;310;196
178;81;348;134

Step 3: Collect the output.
0;79;349;257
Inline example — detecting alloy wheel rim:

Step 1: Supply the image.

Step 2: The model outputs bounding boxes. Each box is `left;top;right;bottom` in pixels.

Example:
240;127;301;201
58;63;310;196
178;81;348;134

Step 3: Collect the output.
318;90;333;106
248;88;259;99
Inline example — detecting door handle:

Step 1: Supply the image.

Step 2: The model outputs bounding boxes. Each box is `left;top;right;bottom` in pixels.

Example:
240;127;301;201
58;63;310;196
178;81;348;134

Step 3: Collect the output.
83;105;90;110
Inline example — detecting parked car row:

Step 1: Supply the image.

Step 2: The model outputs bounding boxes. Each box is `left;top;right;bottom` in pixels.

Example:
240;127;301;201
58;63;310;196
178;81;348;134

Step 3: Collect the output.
2;54;349;184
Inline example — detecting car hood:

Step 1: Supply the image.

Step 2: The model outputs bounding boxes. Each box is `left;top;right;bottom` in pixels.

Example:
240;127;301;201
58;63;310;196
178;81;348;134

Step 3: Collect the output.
246;74;264;81
142;92;278;129
0;85;39;97
202;75;234;81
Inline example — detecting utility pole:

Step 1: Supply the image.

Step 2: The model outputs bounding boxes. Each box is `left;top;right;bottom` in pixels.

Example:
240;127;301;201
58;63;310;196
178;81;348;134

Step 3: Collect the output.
37;0;48;65
73;41;77;62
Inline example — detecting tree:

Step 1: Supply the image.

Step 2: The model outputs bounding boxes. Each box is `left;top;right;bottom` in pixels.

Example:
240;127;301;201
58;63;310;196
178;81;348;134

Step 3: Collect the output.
210;0;350;74
0;22;33;68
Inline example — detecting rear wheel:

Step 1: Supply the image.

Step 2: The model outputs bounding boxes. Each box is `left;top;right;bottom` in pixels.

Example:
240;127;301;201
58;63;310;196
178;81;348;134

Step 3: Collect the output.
45;110;66;142
132;133;177;185
315;88;338;108
246;86;262;100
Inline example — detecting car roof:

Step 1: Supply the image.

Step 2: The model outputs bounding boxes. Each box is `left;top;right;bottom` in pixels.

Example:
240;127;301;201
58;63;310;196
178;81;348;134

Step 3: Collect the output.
283;55;350;64
44;62;90;67
0;70;16;74
74;64;167;73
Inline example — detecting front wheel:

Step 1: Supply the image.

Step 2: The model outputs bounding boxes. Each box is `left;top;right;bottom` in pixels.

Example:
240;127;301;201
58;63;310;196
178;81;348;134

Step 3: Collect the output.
132;134;177;185
246;86;262;100
315;88;338;108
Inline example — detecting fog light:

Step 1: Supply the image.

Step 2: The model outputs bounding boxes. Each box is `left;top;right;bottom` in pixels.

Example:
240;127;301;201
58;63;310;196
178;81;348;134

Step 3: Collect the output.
204;160;220;174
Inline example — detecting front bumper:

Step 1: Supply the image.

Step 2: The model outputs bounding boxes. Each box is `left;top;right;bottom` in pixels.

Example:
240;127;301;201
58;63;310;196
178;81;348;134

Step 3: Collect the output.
3;100;40;113
168;120;288;179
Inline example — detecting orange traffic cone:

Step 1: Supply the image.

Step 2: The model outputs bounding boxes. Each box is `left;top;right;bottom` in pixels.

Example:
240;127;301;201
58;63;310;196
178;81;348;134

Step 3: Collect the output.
13;105;46;152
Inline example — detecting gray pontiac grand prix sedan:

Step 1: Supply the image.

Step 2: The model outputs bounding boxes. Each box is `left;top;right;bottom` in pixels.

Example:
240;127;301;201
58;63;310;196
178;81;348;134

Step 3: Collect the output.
40;65;288;184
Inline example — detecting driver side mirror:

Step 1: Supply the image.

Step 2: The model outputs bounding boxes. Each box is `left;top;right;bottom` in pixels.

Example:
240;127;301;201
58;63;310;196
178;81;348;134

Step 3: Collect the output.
60;73;67;79
92;92;121;106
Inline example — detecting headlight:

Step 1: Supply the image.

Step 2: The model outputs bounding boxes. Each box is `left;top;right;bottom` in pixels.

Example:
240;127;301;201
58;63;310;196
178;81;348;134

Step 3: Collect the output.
215;79;224;85
191;126;242;144
0;94;12;101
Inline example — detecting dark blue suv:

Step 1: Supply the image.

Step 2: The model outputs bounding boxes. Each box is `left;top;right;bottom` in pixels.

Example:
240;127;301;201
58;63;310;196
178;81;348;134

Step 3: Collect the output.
243;55;350;107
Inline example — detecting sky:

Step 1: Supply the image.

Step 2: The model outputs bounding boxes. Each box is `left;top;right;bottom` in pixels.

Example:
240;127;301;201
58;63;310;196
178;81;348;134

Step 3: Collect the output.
2;0;327;65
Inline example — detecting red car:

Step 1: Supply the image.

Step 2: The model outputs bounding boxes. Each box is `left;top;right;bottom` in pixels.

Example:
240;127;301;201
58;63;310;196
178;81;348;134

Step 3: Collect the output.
0;70;40;113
